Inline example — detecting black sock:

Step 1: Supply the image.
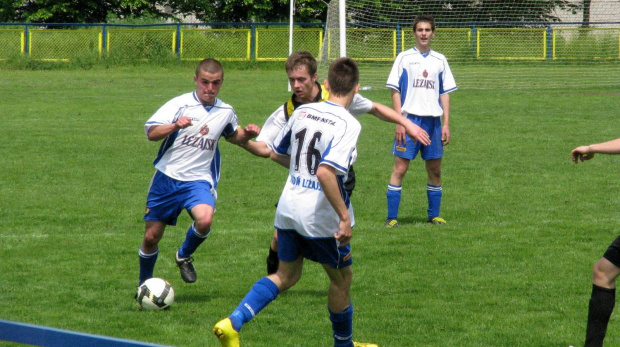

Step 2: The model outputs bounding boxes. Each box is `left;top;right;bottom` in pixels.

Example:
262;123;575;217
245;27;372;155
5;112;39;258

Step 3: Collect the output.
585;284;616;347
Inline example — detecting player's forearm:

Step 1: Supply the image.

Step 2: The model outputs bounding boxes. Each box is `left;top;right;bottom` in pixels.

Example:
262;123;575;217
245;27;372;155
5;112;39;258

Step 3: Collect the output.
147;124;178;141
368;102;401;123
270;151;290;168
317;165;350;222
587;139;620;154
240;140;272;158
440;94;450;126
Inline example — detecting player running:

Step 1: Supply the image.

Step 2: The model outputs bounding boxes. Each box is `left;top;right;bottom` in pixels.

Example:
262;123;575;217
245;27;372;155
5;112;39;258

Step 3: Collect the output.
138;58;260;287
214;57;376;347
241;50;430;274
384;15;457;227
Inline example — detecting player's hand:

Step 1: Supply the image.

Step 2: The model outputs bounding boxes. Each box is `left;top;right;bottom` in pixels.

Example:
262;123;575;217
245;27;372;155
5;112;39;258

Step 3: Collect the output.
406;124;430;146
571;146;595;163
174;117;193;129
334;218;352;247
395;124;407;146
442;124;450;145
244;124;261;138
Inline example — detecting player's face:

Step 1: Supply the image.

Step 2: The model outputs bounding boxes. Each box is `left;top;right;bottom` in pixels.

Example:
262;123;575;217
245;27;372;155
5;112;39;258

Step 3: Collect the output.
194;70;223;105
414;21;434;51
288;65;318;103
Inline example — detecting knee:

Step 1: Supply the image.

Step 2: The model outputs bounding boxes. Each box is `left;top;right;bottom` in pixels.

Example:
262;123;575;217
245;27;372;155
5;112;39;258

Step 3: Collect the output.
277;271;301;291
193;217;212;235
392;162;409;180
593;261;616;287
143;230;162;248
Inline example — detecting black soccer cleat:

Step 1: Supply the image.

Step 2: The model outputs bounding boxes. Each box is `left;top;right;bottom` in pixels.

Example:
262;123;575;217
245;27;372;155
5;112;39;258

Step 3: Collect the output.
175;251;197;283
266;248;279;275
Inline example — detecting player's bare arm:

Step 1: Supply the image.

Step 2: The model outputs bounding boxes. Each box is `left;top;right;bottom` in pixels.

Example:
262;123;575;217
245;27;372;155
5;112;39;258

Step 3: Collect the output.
571;138;620;163
316;165;352;246
228;124;261;146
368;102;430;146
239;140;271;158
269;151;290;169
390;89;407;146
440;93;451;145
147;116;193;141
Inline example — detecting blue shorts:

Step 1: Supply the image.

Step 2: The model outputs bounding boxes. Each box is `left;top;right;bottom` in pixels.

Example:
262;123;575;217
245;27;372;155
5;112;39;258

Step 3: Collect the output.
276;229;352;269
143;170;215;226
392;115;443;161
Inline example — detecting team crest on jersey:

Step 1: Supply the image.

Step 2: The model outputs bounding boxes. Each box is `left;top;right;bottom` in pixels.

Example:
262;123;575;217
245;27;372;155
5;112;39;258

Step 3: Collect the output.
423;69;428;78
395;146;407;152
296;110;307;120
199;125;210;136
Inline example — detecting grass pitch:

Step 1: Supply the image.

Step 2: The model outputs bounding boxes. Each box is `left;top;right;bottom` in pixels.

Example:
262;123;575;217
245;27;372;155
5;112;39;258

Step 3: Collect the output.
1;65;620;346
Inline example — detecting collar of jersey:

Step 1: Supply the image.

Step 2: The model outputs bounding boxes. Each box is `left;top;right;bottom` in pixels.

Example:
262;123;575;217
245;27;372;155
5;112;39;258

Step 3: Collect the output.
193;91;219;111
413;47;430;58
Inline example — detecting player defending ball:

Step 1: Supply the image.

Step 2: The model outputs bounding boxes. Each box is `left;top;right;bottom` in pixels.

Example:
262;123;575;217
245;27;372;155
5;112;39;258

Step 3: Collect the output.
138;59;260;287
384;14;457;227
214;57;375;347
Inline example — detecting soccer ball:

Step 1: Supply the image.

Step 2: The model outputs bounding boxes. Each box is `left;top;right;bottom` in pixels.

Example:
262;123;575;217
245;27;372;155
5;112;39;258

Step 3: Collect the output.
136;278;175;310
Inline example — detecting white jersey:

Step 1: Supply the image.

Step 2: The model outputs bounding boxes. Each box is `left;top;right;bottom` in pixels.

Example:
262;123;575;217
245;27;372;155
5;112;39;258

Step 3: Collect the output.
386;47;457;117
144;91;238;188
256;92;372;151
272;101;361;238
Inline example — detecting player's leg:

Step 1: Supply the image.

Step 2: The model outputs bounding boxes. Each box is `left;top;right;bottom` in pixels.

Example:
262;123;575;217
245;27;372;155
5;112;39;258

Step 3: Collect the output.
323;264;354;347
139;221;166;285
386;156;410;227
214;256;303;347
175;203;214;283
585;238;620;347
266;229;279;275
424;158;444;224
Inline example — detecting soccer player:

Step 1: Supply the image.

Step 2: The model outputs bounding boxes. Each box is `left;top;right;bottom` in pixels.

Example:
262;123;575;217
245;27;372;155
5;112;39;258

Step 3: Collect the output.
213;57;374;347
572;138;620;347
241;50;430;274
138;58;260;286
384;14;457;227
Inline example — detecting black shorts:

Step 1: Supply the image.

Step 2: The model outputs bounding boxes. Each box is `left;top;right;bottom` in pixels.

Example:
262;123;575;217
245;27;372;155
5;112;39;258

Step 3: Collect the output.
344;165;356;197
603;235;620;267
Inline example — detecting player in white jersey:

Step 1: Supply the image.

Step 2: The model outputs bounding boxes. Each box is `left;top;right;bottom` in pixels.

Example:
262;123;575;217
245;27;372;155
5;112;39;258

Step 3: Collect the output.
214;57;375;347
385;15;457;227
137;59;260;287
240;51;431;274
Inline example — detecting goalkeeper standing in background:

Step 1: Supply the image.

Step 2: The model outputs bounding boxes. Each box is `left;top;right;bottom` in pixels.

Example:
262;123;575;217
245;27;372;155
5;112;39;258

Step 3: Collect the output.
384;14;457;227
572;138;620;347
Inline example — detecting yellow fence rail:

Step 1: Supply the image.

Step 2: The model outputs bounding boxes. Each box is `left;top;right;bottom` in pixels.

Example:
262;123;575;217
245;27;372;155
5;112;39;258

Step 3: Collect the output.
1;25;619;62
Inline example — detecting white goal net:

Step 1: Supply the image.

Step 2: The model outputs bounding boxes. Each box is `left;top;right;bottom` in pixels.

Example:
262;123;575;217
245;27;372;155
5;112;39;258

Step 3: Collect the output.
317;0;620;89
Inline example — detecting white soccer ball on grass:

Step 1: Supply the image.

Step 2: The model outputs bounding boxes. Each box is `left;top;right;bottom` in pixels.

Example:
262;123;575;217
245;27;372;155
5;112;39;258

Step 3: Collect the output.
136;278;175;310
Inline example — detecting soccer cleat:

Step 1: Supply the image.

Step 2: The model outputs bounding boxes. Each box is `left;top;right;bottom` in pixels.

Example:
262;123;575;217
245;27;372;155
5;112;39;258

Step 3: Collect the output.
428;216;446;225
175;251;196;283
353;342;379;347
213;318;240;347
384;219;399;228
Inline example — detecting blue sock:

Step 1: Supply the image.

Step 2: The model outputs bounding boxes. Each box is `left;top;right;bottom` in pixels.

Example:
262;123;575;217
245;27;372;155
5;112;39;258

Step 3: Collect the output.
427;184;442;219
386;184;402;220
178;222;209;258
329;303;353;347
228;277;279;332
138;248;158;285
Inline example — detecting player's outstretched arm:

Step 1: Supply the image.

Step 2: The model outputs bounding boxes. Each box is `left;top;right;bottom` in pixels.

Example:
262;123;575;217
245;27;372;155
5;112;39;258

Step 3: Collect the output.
239;140;272;158
368;102;430;146
146;116;193;141
228;124;261;146
571;138;620;163
317;165;352;246
270;151;290;169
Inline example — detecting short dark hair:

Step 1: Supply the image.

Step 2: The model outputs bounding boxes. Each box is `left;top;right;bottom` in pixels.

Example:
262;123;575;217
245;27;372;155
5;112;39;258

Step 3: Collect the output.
327;57;359;96
413;14;436;31
195;58;224;79
285;51;317;76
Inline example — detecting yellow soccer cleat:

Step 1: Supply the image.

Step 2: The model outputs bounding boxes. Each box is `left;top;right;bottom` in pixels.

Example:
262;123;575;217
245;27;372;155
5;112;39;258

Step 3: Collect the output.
213;318;240;347
353;342;379;347
429;216;446;225
384;219;399;228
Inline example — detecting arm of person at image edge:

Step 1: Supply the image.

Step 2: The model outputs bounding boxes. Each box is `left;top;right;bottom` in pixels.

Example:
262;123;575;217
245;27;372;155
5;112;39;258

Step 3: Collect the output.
366;98;431;146
390;89;450;147
146;116;260;144
571;138;620;163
